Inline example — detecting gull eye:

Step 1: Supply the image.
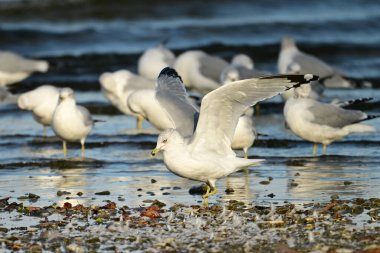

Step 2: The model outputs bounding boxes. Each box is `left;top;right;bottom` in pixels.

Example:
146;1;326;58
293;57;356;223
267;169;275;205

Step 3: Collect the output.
163;139;167;143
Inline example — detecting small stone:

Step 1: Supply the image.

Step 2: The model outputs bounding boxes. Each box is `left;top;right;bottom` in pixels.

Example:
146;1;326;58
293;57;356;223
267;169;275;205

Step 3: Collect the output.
290;182;298;187
268;176;273;181
151;179;157;183
77;192;83;196
225;187;235;194
267;193;275;198
173;186;181;190
95;191;111;195
189;185;208;195
137;188;143;192
331;194;340;200
295;172;300;176
162;192;170;195
344;181;353;185
259;181;270;185
57;190;71;196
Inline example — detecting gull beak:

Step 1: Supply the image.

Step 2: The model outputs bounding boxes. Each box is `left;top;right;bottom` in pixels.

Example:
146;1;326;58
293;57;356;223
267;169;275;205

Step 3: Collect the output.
151;148;161;157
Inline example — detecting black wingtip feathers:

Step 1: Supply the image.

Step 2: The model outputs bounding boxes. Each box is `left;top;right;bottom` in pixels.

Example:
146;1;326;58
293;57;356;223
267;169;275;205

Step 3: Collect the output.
261;74;319;90
158;67;183;82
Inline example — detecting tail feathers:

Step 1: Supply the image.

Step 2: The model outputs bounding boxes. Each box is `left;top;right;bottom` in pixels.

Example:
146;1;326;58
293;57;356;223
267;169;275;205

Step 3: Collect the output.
235;158;264;171
93;119;106;124
344;123;376;133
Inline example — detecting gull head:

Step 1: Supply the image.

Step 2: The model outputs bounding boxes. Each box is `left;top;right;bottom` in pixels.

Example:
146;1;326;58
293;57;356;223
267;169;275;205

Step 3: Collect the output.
151;128;182;156
59;88;75;103
281;36;297;50
220;67;240;85
231;54;254;70
99;70;130;94
294;83;312;98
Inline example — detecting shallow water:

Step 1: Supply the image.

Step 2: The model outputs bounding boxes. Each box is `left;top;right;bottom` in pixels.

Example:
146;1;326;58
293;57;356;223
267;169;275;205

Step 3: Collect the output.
0;0;380;210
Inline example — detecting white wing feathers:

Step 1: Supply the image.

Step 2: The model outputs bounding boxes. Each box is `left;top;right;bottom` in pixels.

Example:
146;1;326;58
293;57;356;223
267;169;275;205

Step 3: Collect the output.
190;74;319;154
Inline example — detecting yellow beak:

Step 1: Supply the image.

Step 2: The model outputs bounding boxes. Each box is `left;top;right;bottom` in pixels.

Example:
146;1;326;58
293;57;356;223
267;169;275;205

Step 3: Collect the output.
151;148;160;157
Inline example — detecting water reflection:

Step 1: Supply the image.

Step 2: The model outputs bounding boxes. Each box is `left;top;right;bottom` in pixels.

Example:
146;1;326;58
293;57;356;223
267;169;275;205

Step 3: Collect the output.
285;156;376;200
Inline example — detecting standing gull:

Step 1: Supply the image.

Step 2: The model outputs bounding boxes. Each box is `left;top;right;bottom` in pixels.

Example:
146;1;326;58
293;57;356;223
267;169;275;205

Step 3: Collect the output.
231;107;257;158
17;85;60;135
99;69;155;129
174;50;228;95
278;36;353;88
152;67;318;205
284;83;378;156
127;89;174;131
220;54;271;85
138;43;176;80
0;51;49;86
52;88;94;158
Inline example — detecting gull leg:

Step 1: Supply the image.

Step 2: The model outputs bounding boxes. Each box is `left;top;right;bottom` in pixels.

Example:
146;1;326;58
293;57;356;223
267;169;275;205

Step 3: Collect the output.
244;148;248;159
202;185;210;207
136;115;144;129
323;144;327;155
63;141;67;158
43;126;47;138
80;139;85;159
202;179;217;206
313;143;318;157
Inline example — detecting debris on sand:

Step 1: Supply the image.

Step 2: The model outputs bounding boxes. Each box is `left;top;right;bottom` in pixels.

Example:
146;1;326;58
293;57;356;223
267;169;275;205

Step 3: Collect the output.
0;196;379;252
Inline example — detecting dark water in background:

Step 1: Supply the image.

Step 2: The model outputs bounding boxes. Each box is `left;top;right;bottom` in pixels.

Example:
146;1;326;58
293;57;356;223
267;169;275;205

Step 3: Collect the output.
0;0;379;208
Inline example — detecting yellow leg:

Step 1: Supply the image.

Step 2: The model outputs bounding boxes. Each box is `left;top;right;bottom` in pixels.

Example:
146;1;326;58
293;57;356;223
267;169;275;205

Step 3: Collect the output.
244;148;248;159
202;185;210;207
136;115;144;129
43;126;47;138
80;139;85;159
323;144;327;155
313;143;317;157
63;141;67;158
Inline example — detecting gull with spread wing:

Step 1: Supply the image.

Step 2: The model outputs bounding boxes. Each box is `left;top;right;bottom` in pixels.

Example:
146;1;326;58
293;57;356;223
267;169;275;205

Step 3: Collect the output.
151;67;318;205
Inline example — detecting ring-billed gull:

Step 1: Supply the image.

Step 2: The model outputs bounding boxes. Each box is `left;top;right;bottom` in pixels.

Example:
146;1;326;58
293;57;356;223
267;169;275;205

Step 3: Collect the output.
278;36;353;88
152;67;318;205
52;88;94;158
17;85;60;135
99;69;155;129
127;89;174;131
231;107;257;158
0;51;49;86
220;54;271;84
154;67;257;158
284;83;378;156
138;43;175;80
174;50;228;95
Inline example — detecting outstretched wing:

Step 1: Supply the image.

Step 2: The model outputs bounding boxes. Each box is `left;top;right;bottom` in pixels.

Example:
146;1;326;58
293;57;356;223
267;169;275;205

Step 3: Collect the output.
156;67;199;137
190;74;319;155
